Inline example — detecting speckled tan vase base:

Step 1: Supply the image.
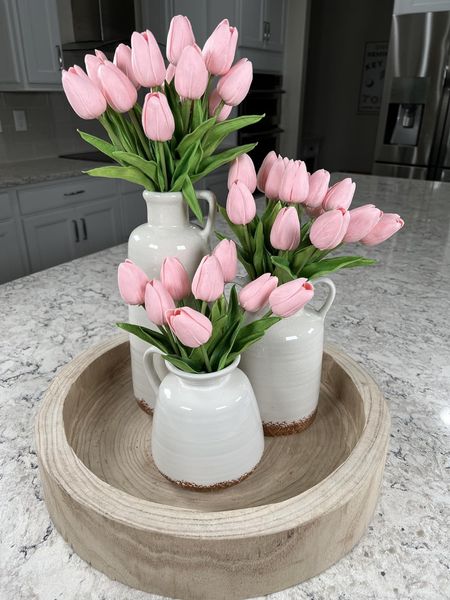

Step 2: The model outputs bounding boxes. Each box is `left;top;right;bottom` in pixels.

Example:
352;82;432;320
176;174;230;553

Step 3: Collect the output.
158;461;260;491
136;398;153;415
263;408;318;437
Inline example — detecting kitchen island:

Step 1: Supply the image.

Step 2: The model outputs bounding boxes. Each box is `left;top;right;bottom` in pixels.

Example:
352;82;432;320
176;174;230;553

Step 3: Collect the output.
0;174;449;599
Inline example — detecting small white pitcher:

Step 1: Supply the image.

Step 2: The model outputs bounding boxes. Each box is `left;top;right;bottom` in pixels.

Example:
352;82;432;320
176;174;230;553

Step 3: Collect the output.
143;350;264;489
240;278;336;436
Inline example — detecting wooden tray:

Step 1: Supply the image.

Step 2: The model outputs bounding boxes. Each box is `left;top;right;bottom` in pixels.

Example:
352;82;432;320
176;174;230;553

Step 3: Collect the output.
36;334;390;600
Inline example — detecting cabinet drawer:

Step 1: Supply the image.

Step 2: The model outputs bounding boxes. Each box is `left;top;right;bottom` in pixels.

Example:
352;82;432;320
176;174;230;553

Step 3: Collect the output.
0;191;13;220
18;177;116;215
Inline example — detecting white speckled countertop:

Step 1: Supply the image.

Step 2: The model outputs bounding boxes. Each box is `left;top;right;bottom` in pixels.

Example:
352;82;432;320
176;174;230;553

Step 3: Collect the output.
0;174;449;599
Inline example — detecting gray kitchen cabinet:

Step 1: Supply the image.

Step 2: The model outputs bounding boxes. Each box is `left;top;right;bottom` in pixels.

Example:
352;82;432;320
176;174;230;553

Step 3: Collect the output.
0;220;29;283
263;0;286;52
239;0;285;52
76;197;122;255
120;184;147;241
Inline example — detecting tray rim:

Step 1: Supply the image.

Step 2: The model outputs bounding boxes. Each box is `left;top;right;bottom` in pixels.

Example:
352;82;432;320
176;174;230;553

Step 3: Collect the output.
36;334;390;540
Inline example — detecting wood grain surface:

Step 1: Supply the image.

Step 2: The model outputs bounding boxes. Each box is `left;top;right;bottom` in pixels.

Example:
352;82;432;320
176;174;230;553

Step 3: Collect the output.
36;334;390;600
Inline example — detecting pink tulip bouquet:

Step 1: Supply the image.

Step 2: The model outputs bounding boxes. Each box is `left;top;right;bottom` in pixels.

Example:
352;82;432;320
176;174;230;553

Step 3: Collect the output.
219;151;405;283
61;16;262;222
116;242;315;373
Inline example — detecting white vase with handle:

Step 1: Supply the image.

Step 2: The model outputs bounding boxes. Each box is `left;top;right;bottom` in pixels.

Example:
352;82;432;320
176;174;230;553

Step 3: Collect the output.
240;278;336;436
128;189;216;414
143;350;264;489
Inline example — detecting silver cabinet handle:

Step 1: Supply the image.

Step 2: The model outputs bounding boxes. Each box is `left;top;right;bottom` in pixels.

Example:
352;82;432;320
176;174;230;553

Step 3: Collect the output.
56;44;64;71
63;190;85;197
72;220;79;243
263;21;270;42
81;218;88;240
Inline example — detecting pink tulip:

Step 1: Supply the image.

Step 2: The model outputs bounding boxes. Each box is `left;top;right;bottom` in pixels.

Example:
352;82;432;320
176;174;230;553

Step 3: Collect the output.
343;204;383;243
142;92;175;141
144;280;175;326
310;208;350;250
278;160;309;204
270;207;301;251
213;239;237;283
160;257;190;301
226;181;256;225
202;19;238;75
114;43;140;89
264;156;288;199
239;273;279;313
227;153;257;192
84;50;107;89
98;61;137;113
62;66;107;120
216;58;253;106
117;259;149;305
256;151;277;193
131;30;166;88
269;279;314;318
305;169;330;208
166;63;176;83
192;255;224;302
174;44;209;99
322;178;356;211
166;307;212;348
208;88;232;121
361;213;404;246
166;15;195;65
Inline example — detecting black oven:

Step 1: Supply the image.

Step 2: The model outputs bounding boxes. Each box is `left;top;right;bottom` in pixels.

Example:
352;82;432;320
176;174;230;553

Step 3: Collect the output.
238;72;284;169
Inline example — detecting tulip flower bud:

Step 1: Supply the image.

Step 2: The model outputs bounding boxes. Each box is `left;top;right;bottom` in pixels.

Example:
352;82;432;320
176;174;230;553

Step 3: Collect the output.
192;255;225;302
114;43;140;89
165;63;176;83
270;207;301;251
174;44;209;99
227;153;257;192
144;280;175;326
62;66;107;120
322;178;356;211
98;61;137;113
264;156;288;199
131;30;166;88
142;92;175;142
269;279;314;318
361;213;404;246
202;19;238;75
256;151;277;193
117;259;149;305
278;160;309;204
160;257;191;301
208;88;232;121
166;307;212;348
84;50;107;89
310;208;350;250
226;181;256;225
305;169;330;208
239;273;279;313
213;239;237;283
343;204;383;243
216;58;253;106
167;15;195;65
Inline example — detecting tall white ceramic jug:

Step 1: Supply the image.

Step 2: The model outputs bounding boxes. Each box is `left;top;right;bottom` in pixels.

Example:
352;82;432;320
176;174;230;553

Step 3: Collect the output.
128;190;216;413
240;278;336;436
143;350;264;489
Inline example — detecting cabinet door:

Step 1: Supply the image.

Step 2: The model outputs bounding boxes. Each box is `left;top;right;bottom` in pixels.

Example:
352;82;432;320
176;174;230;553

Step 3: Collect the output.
76;197;122;256
0;1;24;86
121;189;147;242
263;0;286;52
239;0;264;49
173;0;208;45
140;0;171;46
0;220;29;283
23;207;78;272
16;0;62;85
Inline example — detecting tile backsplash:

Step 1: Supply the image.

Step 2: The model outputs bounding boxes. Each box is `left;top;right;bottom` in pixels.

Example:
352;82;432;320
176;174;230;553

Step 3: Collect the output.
0;92;103;163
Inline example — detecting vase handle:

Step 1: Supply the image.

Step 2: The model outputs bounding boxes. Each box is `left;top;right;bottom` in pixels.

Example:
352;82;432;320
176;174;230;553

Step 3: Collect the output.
314;277;336;319
143;347;167;395
196;190;217;241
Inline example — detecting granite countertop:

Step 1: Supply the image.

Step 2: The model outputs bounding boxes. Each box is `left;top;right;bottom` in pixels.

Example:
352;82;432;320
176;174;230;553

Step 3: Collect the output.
1;174;449;599
0;157;109;190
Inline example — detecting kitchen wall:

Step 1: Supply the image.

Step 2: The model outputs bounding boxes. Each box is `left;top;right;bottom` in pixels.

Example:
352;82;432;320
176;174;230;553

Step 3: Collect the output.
0;91;103;163
301;0;393;173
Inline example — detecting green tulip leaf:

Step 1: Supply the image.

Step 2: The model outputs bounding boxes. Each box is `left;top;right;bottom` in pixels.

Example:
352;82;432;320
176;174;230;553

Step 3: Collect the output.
111;151;158;182
192;143;257;181
164;354;200;373
171;141;201;191
116;323;171;354
77;130;119;162
181;176;204;223
301;256;377;279
270;255;296;280
202;114;264;157
253;221;268;276
176;117;216;157
85;166;153;190
292;245;317;274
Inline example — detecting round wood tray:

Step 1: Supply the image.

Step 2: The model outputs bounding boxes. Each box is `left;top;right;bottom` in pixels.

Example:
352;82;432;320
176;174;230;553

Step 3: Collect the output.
36;334;390;600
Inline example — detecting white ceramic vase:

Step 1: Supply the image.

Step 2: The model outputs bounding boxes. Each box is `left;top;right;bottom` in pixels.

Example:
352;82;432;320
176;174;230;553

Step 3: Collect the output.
127;190;216;414
143;349;264;489
240;278;336;436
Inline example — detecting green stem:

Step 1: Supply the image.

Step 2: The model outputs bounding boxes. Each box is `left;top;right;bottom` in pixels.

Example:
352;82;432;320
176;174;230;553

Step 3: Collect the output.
159;325;177;354
99;113;122;149
158;141;168;190
243;225;253;254
128;107;151;160
201;300;208;315
201;345;212;372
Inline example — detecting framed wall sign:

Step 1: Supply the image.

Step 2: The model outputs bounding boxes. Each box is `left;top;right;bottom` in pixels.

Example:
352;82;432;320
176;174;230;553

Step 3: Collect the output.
358;41;388;114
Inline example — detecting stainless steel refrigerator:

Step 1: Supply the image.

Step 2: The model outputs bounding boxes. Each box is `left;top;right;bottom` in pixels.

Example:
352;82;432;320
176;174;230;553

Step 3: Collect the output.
373;10;450;181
